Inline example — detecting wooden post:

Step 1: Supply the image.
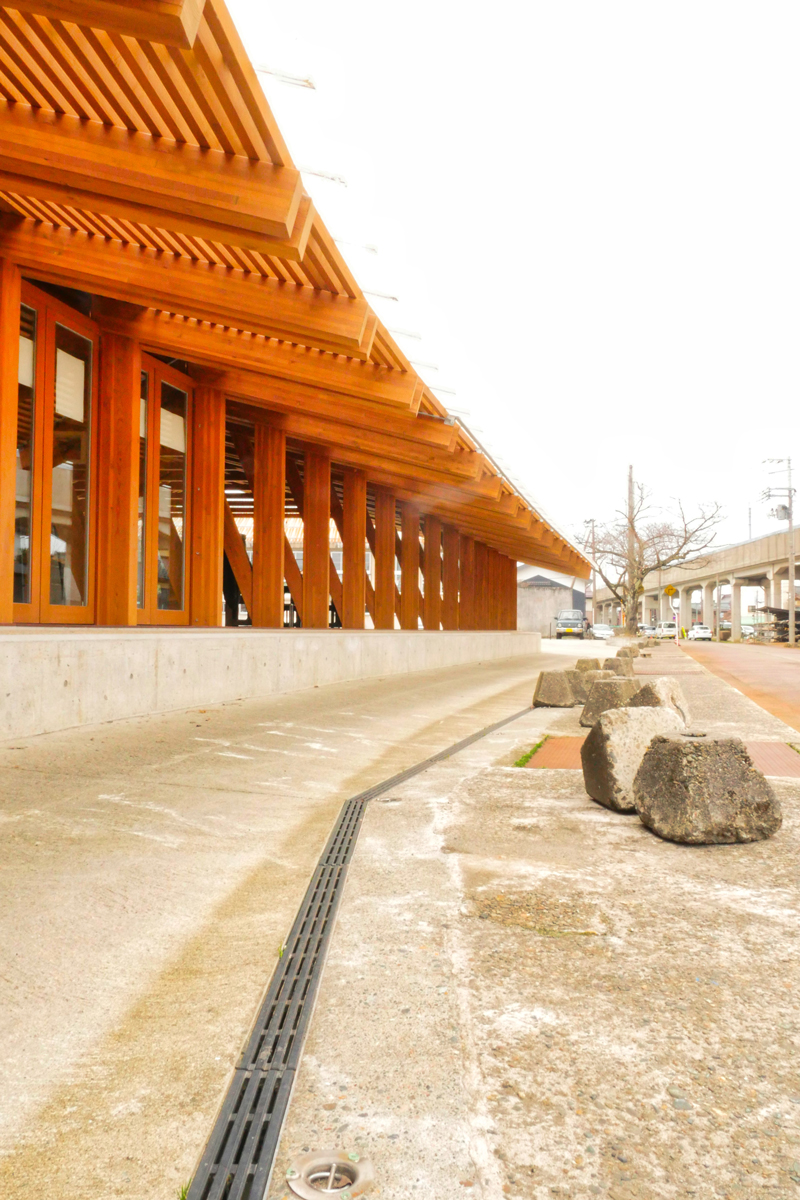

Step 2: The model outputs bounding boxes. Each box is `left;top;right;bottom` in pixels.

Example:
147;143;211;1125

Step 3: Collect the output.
373;486;395;630
303;449;330;628
399;503;420;630
474;540;489;630
422;515;442;630
442;524;460;630
509;556;518;629
252;424;286;627
189;386;225;626
0;258;20;623
95;332;140;625
342;467;367;629
459;535;476;630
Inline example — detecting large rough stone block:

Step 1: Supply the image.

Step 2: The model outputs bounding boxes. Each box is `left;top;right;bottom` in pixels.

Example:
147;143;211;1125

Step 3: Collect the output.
565;668;616;705
602;657;634;678
628;677;690;725
634;737;782;844
575;658;602;673
532;670;575;708
581;707;686;812
616;646;640;659
579;678;641;727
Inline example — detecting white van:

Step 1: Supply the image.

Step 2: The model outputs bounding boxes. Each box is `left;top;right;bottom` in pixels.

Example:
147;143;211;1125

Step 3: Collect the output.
655;621;677;639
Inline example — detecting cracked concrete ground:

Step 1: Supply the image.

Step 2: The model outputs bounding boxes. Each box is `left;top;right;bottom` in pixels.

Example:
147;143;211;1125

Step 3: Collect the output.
267;643;800;1200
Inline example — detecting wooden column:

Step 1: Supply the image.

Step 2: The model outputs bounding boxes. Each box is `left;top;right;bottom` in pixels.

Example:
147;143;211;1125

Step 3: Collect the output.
303;449;330;628
0;258;20;623
459;535;476;630
399;503;420;630
342;467;367;629
95;332;140;625
189;386;225;626
474;540;489;630
373;487;396;630
509;556;518;629
422;515;442;630
442;524;460;630
252;424;286;627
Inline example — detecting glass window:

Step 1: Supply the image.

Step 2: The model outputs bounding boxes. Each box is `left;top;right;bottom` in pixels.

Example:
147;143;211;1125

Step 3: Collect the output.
157;381;187;611
50;324;92;606
137;371;148;608
15;305;36;604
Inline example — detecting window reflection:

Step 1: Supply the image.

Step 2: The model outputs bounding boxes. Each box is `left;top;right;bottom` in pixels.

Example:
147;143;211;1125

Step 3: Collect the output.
15;305;35;604
50;324;92;606
157;382;186;611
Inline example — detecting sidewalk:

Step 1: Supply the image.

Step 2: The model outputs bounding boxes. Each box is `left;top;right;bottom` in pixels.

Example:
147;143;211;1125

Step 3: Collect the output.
268;642;800;1200
0;650;576;1200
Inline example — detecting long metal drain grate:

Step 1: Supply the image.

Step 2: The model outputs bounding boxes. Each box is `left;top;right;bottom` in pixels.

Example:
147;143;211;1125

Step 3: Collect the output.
187;704;533;1200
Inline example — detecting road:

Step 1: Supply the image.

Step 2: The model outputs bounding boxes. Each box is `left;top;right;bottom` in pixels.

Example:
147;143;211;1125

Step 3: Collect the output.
682;641;800;735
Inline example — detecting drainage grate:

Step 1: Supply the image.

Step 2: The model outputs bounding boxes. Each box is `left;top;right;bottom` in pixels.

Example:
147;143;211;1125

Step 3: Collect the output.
187;703;533;1200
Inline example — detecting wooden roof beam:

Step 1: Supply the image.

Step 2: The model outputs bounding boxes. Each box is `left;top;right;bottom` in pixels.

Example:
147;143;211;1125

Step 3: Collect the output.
1;214;371;355
92;303;417;405
8;0;207;48
0;102;303;239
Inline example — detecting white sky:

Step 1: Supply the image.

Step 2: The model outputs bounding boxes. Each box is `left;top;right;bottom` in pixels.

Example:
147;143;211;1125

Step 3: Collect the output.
229;0;799;558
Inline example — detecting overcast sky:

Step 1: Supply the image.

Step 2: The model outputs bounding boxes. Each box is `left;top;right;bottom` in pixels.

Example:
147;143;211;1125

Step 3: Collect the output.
230;0;799;557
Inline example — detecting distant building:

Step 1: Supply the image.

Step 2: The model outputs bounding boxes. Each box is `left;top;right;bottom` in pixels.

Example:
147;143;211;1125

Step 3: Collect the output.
517;572;586;636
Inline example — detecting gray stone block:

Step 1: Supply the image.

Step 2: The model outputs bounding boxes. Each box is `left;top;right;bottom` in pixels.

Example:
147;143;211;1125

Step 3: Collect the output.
532;670;575;708
579;678;641;727
602;657;634;678
634;737;782;844
628;677;690;725
575;658;602;673
565;668;616;705
616;646;640;659
581;707;686;812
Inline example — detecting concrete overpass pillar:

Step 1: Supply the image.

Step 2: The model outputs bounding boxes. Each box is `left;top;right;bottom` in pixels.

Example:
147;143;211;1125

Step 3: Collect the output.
702;582;714;627
680;587;693;633
731;578;742;641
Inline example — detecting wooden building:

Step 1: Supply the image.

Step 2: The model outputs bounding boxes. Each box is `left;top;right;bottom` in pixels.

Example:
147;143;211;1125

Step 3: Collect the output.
0;0;589;634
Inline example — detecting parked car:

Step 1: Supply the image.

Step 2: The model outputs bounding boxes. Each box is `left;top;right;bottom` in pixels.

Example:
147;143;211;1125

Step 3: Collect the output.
640;626;656;637
688;624;712;641
590;623;614;640
655;621;677;639
555;609;585;639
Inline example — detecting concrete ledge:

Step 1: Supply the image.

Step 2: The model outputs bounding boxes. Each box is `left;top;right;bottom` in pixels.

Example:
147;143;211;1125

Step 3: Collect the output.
0;628;541;740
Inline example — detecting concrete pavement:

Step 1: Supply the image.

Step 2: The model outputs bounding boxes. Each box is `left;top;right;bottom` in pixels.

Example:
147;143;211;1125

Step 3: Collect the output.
268;640;800;1200
0;647;573;1200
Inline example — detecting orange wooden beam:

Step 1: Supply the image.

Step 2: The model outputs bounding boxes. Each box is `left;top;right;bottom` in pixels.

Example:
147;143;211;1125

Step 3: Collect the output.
399;502;420;631
422;515;442;631
302;449;330;628
189;385;225;626
9;0;208;47
95;332;140;625
342;467;366;629
252;423;285;627
0;257;20;622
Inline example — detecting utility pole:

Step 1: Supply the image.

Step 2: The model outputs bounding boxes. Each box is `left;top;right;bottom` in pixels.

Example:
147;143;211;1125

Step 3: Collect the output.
627;465;635;634
762;457;796;646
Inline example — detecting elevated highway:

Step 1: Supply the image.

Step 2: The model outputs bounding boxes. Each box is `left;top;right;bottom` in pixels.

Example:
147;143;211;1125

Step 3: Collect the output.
595;529;797;639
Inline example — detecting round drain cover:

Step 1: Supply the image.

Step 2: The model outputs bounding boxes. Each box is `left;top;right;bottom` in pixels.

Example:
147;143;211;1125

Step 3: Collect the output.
285;1149;374;1199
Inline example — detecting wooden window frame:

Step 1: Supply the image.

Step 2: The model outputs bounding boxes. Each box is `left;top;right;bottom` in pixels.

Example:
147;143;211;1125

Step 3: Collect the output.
137;352;193;626
13;280;100;625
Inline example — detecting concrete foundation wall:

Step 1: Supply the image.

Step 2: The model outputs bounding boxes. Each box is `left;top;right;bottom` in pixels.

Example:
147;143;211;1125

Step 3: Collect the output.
0;628;542;740
517;583;580;636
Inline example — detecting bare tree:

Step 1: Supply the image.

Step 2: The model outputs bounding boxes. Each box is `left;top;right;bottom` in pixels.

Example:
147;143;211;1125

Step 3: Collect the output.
582;473;723;635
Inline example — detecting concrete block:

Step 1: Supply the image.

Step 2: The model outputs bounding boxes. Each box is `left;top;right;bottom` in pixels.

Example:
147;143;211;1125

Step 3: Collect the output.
602;657;634;678
533;670;575;708
616;646;640;659
575;658;602;673
581;707;685;812
634;737;782;844
628;677;690;725
579;678;641;727
565;669;616;705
